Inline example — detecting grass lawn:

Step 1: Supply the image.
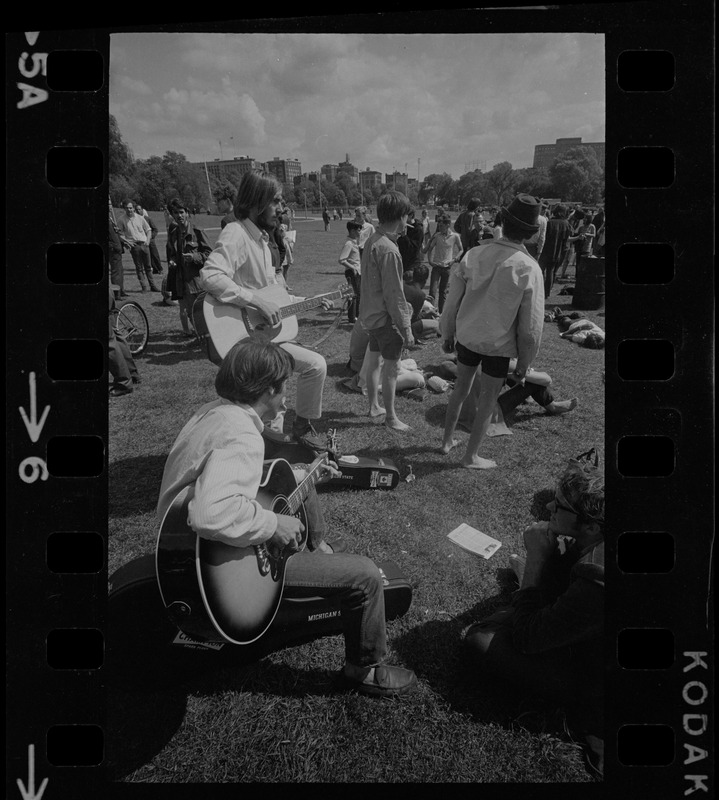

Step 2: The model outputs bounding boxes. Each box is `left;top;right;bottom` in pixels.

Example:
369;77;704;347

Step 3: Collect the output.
108;210;605;783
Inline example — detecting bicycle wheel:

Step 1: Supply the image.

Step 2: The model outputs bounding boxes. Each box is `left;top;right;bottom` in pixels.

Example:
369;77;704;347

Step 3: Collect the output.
115;301;149;355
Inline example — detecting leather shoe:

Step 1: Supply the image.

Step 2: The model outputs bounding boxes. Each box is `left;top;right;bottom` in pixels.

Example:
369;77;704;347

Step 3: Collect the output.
109;385;133;396
291;421;327;452
340;664;417;698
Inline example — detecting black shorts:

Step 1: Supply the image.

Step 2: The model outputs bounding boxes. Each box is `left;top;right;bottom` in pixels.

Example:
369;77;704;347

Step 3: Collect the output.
367;322;404;361
455;342;510;379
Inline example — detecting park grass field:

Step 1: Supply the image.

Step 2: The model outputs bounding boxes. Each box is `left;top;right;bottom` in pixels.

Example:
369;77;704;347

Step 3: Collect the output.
107;210;605;783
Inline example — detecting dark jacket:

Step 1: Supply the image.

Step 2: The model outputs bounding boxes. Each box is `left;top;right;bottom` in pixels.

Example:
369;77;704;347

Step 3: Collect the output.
166;221;212;299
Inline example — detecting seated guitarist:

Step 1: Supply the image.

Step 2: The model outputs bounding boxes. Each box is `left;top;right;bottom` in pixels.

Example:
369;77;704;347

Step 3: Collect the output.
200;169;332;451
157;340;417;698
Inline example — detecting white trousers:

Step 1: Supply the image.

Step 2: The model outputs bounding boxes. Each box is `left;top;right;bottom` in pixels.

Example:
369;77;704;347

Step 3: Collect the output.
267;341;327;431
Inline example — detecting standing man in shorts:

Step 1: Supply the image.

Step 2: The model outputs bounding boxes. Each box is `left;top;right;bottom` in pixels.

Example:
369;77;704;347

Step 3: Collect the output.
439;194;545;468
358;191;414;431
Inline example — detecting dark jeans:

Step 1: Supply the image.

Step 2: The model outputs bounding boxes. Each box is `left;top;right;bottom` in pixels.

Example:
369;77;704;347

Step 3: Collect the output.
149;240;163;274
498;379;554;416
283;551;387;667
129;244;153;287
110;248;124;293
429;266;450;312
108;332;138;388
344;269;361;322
539;254;560;297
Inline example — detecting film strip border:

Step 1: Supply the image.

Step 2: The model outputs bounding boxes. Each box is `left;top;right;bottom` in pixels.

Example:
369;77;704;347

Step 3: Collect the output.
4;7;714;797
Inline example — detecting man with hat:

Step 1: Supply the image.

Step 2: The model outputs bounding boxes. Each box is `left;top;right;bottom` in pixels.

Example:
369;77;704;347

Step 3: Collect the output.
438;194;545;469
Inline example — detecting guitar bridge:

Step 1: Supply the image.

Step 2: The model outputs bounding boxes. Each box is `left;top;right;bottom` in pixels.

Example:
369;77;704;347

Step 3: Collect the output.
256;544;272;576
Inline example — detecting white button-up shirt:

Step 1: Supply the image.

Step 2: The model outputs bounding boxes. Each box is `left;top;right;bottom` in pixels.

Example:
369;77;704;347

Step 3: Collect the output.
200;217;278;307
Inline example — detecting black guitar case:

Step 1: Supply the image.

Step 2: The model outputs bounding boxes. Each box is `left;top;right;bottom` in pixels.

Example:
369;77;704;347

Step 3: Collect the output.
107;554;412;688
262;427;401;491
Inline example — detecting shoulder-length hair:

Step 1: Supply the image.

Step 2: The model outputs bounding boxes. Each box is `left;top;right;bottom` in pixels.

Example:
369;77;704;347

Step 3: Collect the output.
234;171;283;220
215;340;295;405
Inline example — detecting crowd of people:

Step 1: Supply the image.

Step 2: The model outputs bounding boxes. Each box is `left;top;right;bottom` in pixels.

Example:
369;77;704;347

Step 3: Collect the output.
110;172;604;777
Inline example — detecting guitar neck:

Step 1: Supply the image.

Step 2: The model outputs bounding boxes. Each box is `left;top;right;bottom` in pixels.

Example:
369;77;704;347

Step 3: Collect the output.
285;454;328;514
279;290;345;320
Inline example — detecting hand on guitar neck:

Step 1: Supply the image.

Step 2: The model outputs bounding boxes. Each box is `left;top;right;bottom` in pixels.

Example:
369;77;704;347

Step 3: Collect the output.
250;293;333;328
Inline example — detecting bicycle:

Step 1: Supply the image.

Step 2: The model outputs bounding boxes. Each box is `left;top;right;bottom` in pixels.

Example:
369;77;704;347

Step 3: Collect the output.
112;300;149;356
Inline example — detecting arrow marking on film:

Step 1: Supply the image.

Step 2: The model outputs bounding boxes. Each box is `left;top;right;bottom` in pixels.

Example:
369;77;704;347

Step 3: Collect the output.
19;372;50;443
17;744;48;800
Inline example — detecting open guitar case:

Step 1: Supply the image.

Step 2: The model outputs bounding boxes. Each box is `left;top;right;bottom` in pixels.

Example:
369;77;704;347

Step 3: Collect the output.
107;553;413;689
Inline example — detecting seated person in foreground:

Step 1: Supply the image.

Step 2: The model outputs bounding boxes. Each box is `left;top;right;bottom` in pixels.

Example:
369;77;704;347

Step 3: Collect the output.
156;339;417;698
463;449;605;777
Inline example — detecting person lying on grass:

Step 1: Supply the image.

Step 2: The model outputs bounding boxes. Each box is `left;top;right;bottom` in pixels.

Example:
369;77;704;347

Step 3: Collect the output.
438;194;545;469
438;356;577;431
156;339;417;698
463;448;605;778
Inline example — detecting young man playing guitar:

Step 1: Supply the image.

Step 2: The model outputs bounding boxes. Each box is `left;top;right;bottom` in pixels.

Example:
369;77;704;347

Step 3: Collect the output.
157;340;417;697
200;170;332;450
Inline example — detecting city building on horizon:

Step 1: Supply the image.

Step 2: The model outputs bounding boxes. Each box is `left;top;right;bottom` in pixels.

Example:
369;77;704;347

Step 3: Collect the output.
196;155;266;184
533;137;605;170
267;156;302;185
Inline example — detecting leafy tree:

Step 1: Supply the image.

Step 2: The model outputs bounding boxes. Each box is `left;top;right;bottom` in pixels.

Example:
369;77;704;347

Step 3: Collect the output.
549;146;604;204
109;114;134;178
485;162;517;205
456;170;489;206
513;167;554;200
423;172;457;206
109;174;136;208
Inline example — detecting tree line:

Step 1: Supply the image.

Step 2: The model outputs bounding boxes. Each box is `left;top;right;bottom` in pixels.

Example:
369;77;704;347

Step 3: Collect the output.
110;114;604;214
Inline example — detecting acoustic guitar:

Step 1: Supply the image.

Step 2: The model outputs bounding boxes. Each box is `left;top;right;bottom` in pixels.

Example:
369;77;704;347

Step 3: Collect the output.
203;283;353;359
155;453;329;645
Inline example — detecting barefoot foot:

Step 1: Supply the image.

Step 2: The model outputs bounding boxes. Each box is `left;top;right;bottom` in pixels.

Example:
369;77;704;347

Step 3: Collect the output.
546;398;578;416
368;405;386;420
439;438;459;455
462;456;497;470
385;417;410;431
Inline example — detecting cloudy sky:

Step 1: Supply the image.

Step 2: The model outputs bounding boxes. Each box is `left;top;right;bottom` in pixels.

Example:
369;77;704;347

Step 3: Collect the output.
110;32;605;180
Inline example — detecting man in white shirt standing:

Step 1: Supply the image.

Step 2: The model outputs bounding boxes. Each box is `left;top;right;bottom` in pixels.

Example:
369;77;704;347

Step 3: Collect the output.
525;201;548;261
200;170;329;450
353;206;375;256
117;200;159;292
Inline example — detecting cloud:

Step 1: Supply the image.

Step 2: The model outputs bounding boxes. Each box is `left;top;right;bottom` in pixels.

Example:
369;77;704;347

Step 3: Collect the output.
117;75;152;96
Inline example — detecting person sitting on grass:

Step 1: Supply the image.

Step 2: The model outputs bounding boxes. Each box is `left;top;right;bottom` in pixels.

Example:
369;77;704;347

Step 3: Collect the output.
462;448;605;778
357;190;416;431
438;356;577;429
156;340;417;697
438;194;545;469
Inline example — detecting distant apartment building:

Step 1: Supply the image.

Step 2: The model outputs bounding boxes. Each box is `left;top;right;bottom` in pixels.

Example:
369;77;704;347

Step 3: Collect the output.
338;154;359;184
359;167;383;195
533;137;605;170
320;164;338;182
198;156;265;183
266;156;303;185
385;171;408;191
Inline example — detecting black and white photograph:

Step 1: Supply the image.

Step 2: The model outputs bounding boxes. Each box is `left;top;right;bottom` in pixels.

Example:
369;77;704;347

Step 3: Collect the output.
5;4;714;795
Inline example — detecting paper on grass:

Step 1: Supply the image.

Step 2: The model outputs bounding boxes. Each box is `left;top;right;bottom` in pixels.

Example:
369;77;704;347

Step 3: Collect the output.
447;523;502;559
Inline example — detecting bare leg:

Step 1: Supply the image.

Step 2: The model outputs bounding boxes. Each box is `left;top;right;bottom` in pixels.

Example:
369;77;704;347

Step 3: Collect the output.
546;398;578;415
441;362;479;453
461;373;505;469
382;359;409;430
364;350;386;418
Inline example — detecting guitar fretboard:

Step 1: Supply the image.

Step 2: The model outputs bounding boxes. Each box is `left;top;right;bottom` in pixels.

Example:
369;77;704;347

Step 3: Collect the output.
279;291;345;320
286;455;328;513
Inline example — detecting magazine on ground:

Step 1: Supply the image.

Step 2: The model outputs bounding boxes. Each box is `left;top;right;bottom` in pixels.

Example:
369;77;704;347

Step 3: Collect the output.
447;523;502;560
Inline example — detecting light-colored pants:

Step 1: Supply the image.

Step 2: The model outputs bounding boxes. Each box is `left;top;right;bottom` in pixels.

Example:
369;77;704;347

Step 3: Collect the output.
267;341;327;431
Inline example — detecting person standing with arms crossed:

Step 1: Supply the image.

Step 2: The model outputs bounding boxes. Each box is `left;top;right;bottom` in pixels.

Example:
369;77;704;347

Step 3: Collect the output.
358;191;415;431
